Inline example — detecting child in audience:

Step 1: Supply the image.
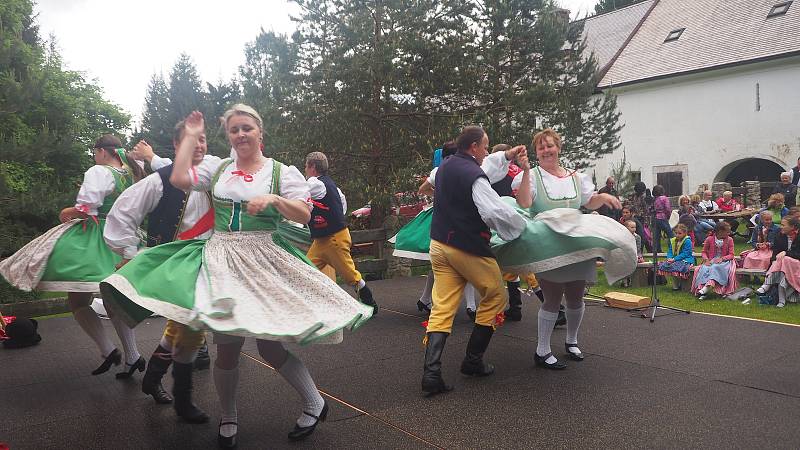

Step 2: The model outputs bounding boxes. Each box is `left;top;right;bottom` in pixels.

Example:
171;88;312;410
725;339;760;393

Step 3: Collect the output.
741;210;780;270
657;224;694;290
692;222;738;300
757;215;800;307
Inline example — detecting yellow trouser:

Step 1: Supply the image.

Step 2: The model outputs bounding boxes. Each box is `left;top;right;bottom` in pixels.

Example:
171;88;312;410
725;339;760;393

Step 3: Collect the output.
427;240;507;333
307;227;362;285
502;272;537;288
163;319;206;352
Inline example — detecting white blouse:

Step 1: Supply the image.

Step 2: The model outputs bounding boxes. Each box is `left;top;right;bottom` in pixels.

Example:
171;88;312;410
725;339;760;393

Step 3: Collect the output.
512;167;596;207
74;166;128;215
104;156;219;259
191;157;310;206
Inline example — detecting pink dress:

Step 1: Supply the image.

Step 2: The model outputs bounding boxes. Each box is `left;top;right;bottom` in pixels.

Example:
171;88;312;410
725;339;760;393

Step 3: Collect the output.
741;227;773;270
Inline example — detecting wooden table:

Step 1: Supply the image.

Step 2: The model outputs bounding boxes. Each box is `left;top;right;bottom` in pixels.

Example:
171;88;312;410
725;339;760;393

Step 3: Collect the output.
699;209;757;237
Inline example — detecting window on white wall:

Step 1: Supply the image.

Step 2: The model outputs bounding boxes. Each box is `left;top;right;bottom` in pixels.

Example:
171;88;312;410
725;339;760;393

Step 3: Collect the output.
653;164;688;196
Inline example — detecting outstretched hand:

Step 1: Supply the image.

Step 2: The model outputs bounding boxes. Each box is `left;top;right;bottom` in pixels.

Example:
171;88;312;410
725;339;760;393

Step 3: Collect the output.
512;145;530;170
597;193;622;210
184;111;205;137
130;140;155;162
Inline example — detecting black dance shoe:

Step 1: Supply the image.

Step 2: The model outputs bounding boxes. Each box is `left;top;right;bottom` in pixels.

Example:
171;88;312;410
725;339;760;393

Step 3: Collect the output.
194;343;211;371
534;352;567;370
504;308;522;322
555;309;567;327
288;400;329;441
358;285;379;315
218;421;238;448
417;300;431;313
91;348;121;375
565;343;584;361
116;356;146;379
466;308;476;321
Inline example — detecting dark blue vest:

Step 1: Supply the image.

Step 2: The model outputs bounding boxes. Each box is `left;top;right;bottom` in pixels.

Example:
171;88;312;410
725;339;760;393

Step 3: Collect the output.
430;152;493;257
491;173;514;197
309;174;347;238
146;165;188;247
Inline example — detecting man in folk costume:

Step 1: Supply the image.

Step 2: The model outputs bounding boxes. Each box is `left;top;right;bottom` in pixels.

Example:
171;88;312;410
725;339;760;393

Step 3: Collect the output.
303;151;378;312
102;122;217;423
422;126;527;396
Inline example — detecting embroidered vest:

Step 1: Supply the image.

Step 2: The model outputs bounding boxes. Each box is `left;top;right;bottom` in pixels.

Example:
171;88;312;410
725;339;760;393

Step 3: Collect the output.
309;174;347;238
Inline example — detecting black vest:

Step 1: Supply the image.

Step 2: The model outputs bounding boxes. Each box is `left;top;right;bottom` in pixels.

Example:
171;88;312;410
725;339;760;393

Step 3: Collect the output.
491;173;514;197
146;165;189;247
309;174;347;238
430;152;493;257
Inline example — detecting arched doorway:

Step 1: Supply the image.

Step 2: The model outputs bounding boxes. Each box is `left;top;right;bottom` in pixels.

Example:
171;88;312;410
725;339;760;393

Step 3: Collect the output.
715;157;785;202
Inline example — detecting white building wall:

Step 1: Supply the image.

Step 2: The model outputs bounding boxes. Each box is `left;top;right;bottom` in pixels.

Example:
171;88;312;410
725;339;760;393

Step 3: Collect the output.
592;56;800;193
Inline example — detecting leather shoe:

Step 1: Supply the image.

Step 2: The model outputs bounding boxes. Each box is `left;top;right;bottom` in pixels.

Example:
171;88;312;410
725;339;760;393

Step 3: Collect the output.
218;421;237;448
534;352;567;370
417;300;431;313
91;348;121;375
288;400;328;441
504;308;522;322
116;356;146;379
555;309;567;327
465;308;476;321
565;343;584;361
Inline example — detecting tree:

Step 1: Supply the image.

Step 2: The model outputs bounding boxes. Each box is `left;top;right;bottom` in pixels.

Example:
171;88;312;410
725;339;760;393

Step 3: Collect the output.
136;73;172;153
594;0;647;15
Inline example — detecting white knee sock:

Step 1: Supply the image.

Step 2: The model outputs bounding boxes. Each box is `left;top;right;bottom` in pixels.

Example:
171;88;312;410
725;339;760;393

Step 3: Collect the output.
110;315;141;365
536;309;559;364
778;285;787;306
463;283;477;311
279;353;325;427
565;304;585;350
420;272;434;307
214;366;239;437
159;335;174;353
72;306;115;358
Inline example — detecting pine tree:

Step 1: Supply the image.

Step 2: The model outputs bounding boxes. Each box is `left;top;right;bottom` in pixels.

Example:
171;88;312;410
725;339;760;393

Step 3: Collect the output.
137;73;172;153
594;0;647;15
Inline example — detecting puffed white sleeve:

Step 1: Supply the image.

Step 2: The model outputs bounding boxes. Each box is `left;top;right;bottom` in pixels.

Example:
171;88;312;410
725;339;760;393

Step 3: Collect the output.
189;155;223;191
149;154;172;171
511;171;537;201
74;166;116;216
472;178;525;241
480;151;511;184
307;176;327;200
104;173;164;259
338;188;347;214
427;167;438;185
279;164;312;207
577;172;596;207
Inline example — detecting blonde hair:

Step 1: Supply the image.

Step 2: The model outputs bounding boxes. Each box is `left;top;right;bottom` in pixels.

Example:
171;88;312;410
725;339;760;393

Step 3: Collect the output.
532;128;562;150
223;103;263;132
690;194;701;203
673;223;688;234
768;193;785;208
678;195;691;206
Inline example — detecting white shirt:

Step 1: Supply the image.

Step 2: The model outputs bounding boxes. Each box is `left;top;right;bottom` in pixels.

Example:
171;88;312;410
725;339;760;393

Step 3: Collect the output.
191;157;310;206
103;155;220;259
427;152;525;242
307;176;348;215
427;151;512;185
511;168;595;207
698;199;719;213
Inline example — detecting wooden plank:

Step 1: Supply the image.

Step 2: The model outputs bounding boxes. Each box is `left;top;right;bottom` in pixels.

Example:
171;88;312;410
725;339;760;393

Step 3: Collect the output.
604;291;650;309
736;268;767;276
350;228;387;244
355;259;388;274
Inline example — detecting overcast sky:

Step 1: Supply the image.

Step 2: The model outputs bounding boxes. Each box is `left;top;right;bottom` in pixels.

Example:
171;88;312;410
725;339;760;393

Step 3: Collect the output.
34;0;599;127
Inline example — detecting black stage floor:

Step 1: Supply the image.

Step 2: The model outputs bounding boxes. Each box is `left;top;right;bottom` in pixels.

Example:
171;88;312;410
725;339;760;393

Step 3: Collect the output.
3;276;800;449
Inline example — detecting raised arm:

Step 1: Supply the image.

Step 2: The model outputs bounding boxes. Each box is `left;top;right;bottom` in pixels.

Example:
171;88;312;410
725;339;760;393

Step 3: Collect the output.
169;111;204;190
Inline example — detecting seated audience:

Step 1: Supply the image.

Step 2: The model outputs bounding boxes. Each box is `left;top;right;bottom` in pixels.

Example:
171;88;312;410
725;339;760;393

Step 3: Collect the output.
741;210;780;270
692;222;738;300
772;171;798;208
657;224;695;291
757;215;800;307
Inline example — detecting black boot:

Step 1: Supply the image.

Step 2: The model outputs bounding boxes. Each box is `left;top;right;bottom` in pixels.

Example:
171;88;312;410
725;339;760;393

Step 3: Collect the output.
556;305;567;327
193;341;210;371
421;332;452;396
460;324;496;376
142;345;173;404
357;284;379;315
172;362;209;424
505;281;522;321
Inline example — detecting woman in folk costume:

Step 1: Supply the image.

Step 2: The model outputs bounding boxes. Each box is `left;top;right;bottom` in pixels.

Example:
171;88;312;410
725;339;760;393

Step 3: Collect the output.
394;141;515;318
0;135;147;376
756;214;800;307
101;106;372;447
741;210;780;270
491;128;636;369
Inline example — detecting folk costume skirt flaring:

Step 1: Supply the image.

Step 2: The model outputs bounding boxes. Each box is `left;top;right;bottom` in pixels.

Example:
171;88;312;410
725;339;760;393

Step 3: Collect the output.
101;230;373;345
0;219;122;292
390;207;432;261
490;200;638;285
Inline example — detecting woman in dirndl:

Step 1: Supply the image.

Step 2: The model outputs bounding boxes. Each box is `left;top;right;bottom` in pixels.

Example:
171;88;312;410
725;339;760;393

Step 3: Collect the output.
491;128;636;370
757;214;800;307
0;135;146;376
101;106;372;447
741;210;780;270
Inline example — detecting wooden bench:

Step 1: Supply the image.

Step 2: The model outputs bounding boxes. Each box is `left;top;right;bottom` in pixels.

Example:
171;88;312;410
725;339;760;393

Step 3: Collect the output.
735;267;767;282
350;228;388;279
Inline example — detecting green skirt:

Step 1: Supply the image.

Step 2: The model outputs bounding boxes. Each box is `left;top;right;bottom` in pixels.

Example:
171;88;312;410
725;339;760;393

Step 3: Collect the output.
391;207;432;260
101;230;373;345
0;219;122;293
